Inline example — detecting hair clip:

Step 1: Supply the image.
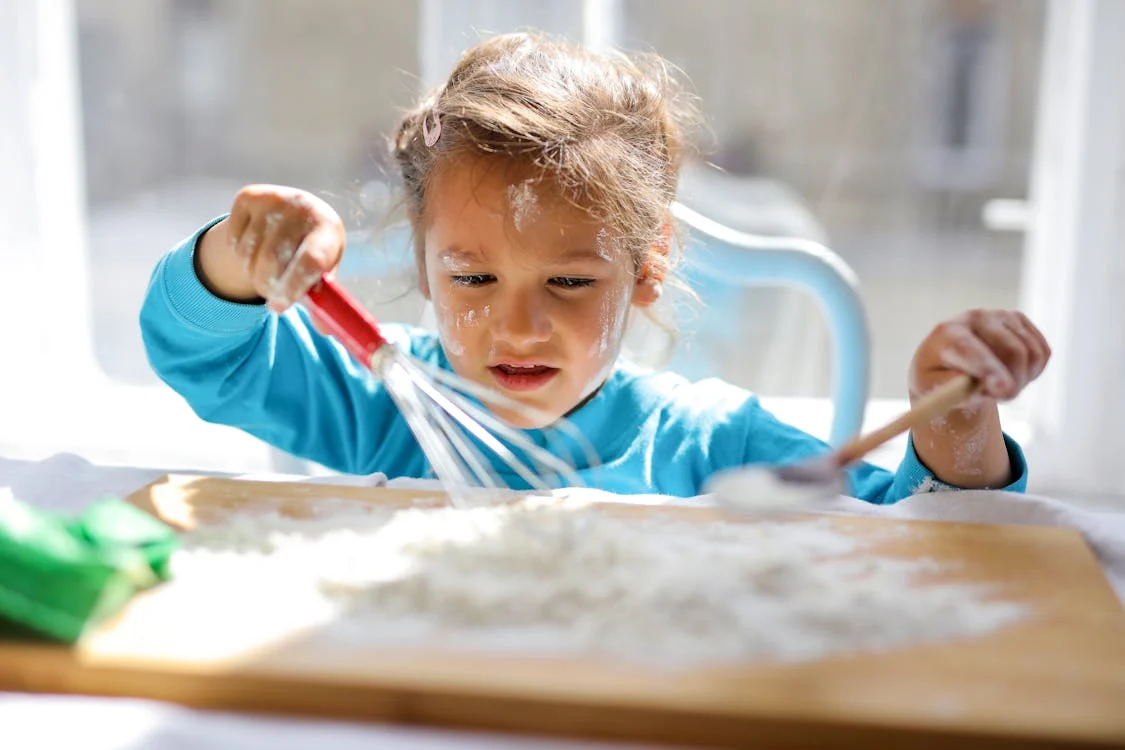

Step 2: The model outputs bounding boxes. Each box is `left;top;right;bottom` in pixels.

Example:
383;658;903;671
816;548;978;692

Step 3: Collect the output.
422;110;441;147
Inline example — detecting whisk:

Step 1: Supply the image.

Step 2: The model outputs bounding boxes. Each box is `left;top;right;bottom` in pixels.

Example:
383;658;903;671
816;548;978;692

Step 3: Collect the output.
303;276;597;505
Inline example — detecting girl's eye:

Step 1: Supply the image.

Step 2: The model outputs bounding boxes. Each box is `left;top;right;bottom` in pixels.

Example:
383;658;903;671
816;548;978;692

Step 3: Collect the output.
450;274;495;287
549;277;596;289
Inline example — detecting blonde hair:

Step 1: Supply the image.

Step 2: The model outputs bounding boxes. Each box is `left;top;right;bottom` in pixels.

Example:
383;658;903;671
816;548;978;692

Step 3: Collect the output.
390;32;700;286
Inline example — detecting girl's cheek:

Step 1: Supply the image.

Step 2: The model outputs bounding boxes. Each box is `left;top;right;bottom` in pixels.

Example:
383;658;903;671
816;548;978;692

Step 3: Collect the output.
586;286;630;358
460;303;484;328
587;295;613;358
440;294;490;357
434;299;466;357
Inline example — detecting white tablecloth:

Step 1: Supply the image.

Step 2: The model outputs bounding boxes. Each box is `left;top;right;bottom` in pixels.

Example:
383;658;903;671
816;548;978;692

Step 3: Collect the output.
2;452;1124;750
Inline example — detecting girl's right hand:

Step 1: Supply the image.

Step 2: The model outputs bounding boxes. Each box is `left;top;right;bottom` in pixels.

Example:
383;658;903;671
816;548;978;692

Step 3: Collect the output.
196;185;346;312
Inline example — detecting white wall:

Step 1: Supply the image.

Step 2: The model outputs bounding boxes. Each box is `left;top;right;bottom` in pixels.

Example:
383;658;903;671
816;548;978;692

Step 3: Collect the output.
1019;0;1125;497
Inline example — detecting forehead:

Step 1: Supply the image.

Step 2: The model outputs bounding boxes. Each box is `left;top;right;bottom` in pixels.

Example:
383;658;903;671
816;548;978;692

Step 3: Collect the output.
425;156;597;233
420;155;635;270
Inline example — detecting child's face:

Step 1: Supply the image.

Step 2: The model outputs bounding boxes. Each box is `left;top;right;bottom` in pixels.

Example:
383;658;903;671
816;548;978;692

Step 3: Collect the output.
418;161;660;428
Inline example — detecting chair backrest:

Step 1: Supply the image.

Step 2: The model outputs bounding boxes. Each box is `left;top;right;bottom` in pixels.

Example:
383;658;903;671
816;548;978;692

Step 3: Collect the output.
664;201;870;446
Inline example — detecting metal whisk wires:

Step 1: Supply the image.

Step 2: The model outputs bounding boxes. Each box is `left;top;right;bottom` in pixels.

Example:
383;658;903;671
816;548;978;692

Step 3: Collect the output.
304;277;598;505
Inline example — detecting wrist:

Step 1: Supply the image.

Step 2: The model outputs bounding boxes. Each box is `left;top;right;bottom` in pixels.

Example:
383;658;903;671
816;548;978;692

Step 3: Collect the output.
911;408;1011;488
920;398;993;434
194;218;261;303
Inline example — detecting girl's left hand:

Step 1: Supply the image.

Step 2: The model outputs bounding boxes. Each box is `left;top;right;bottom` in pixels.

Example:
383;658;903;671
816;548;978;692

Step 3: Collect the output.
910;309;1051;405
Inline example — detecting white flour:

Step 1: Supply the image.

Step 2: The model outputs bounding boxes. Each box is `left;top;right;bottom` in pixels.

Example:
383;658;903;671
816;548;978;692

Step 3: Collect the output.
173;497;1028;669
506;180;540;231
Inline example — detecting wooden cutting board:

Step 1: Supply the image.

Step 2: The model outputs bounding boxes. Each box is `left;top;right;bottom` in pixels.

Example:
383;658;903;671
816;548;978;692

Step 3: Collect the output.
3;473;1125;749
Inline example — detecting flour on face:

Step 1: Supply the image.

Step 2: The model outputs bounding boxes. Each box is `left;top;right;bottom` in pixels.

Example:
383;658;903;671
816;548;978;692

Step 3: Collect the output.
507;180;541;232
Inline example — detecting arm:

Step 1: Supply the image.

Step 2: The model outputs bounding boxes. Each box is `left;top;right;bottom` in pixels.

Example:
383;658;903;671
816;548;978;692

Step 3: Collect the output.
701;309;1047;504
907;310;1051;488
733;395;1026;505
139;217;427;477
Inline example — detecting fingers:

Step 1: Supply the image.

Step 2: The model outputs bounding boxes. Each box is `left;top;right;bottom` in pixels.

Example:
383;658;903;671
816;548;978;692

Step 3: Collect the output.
1011;311;1052;379
937;323;1014;399
927;310;1051;402
974;310;1057;399
972;315;1028;399
267;224;341;312
255;208;310;309
226;186;345;311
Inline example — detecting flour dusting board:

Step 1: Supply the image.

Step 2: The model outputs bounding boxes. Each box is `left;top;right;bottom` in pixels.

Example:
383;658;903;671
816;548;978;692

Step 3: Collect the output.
1;474;1123;749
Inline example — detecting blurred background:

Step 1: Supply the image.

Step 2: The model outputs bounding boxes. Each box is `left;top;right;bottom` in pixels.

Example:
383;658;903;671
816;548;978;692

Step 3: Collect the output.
74;0;1041;397
2;0;1122;504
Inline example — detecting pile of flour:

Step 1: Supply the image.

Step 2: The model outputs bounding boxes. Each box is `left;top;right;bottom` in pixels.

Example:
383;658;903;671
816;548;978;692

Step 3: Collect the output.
173;496;1028;668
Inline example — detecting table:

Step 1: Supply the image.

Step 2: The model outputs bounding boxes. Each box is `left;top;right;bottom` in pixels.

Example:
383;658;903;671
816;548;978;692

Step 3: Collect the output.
3;452;1124;750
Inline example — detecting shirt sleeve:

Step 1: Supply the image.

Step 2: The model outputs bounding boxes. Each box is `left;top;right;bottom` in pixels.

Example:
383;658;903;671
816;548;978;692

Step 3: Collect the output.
737;394;1027;505
138;217;428;477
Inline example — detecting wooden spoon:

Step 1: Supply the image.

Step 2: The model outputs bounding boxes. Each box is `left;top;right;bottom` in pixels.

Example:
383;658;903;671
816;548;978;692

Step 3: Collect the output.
708;374;979;512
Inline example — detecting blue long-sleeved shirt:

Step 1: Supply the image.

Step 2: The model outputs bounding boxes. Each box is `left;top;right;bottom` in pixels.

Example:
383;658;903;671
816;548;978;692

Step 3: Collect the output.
139;217;1028;501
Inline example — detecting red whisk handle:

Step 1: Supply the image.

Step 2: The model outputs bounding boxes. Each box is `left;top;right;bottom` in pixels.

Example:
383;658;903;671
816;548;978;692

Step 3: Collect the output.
304;276;389;366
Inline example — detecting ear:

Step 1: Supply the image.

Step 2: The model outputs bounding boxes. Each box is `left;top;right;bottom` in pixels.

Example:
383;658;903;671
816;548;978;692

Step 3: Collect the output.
632;275;663;308
632;222;672;309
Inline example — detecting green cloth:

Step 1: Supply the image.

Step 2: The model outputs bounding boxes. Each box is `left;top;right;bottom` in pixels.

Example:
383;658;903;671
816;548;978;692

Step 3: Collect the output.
0;493;178;644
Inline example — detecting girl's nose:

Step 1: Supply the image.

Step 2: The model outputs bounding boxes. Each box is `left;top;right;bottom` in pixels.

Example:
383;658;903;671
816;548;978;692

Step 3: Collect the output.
493;289;552;348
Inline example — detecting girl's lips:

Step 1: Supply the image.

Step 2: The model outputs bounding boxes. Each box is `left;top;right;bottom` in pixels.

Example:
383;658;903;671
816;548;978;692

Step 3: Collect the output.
489;364;559;391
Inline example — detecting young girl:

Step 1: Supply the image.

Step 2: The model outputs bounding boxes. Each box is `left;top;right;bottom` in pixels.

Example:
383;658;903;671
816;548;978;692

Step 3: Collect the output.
140;32;1049;501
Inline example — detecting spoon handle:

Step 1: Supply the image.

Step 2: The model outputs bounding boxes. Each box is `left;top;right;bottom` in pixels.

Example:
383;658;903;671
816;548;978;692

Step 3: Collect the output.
834;374;978;468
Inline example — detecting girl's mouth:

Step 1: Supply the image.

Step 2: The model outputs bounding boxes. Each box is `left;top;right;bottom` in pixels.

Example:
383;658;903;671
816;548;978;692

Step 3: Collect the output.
489;363;559;391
